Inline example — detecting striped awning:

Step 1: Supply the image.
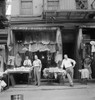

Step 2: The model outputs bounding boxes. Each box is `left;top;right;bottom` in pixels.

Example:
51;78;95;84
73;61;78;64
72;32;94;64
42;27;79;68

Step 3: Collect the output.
11;26;57;31
0;29;8;44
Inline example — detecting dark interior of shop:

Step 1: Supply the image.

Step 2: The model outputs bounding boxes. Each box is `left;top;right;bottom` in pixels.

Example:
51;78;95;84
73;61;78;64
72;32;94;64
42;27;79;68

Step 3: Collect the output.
61;29;76;59
82;28;95;78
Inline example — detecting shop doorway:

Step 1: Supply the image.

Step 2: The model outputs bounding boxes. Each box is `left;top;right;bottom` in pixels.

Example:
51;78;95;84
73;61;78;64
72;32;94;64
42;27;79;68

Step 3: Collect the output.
62;43;75;58
62;29;76;78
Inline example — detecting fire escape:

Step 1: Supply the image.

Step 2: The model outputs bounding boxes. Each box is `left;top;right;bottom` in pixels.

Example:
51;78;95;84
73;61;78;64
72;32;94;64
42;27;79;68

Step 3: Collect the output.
42;0;95;24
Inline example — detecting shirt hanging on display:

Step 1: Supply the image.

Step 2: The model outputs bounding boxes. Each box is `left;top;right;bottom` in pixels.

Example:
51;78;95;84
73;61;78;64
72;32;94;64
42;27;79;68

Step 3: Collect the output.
0;55;4;72
90;41;95;52
7;56;15;66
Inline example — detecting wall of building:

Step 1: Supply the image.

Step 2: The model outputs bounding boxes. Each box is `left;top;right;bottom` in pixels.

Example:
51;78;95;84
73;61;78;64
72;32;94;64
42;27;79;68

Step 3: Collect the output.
44;0;95;11
0;0;5;16
11;0;20;16
11;0;95;17
59;0;76;10
33;0;43;16
11;0;43;16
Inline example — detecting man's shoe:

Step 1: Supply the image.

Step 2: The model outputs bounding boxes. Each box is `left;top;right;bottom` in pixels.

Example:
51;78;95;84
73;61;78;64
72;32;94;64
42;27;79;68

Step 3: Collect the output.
70;84;74;87
35;83;38;85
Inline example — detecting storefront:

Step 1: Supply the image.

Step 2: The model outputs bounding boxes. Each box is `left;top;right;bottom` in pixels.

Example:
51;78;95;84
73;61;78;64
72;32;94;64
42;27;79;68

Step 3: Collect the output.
7;26;63;78
79;26;95;78
0;29;8;72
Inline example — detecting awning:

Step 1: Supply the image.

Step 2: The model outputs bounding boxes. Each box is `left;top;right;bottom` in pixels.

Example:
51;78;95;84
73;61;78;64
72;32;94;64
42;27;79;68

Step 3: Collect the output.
43;10;95;20
11;26;57;31
0;29;8;44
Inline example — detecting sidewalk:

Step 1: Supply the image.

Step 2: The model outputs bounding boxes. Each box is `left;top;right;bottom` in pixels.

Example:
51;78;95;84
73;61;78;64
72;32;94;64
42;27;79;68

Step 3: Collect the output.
6;81;95;92
0;82;95;100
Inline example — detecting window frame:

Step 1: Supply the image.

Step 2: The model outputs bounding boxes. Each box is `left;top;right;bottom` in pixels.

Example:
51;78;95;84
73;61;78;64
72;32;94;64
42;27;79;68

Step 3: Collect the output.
75;0;88;10
47;0;59;10
20;0;33;16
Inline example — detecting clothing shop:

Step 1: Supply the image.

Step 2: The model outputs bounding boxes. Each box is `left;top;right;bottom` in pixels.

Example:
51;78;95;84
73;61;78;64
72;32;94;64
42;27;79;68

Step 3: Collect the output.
79;26;95;78
0;29;8;72
7;26;63;78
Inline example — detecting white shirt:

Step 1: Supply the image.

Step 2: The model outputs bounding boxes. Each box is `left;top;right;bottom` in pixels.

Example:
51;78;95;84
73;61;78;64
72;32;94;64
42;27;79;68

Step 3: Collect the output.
33;59;42;67
23;59;32;66
61;58;76;69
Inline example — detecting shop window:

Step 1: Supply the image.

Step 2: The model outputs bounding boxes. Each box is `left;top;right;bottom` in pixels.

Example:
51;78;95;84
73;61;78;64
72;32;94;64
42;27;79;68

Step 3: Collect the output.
21;0;33;15
75;0;88;9
47;0;59;10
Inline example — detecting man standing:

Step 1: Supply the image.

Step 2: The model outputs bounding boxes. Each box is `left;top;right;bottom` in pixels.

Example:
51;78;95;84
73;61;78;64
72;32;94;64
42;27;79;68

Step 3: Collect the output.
23;56;32;67
33;55;42;86
61;54;76;86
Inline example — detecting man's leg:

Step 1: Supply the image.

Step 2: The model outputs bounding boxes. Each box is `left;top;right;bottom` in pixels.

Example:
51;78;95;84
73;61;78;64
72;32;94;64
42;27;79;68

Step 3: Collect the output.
67;73;73;86
66;68;73;86
36;68;41;86
70;68;74;80
34;68;37;85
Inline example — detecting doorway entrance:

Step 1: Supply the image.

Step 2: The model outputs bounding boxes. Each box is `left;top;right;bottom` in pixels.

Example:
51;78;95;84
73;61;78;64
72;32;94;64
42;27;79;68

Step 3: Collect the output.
62;29;76;78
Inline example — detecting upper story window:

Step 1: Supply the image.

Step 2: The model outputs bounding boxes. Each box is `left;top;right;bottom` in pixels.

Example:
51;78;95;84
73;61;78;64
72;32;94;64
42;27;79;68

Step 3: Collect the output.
75;0;88;9
21;0;33;15
47;0;59;10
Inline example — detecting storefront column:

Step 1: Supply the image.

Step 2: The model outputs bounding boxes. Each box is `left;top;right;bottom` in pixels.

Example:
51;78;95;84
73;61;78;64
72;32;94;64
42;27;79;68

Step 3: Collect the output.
74;27;83;79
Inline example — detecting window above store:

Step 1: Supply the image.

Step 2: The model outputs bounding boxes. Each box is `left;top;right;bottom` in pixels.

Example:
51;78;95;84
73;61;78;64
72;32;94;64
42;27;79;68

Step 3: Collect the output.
47;0;59;10
75;0;88;10
20;0;33;15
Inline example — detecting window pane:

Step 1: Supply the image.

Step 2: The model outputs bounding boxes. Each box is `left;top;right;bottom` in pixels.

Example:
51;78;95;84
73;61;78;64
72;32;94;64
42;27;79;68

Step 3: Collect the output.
21;1;32;9
75;0;88;9
21;0;33;15
21;9;32;15
47;0;59;10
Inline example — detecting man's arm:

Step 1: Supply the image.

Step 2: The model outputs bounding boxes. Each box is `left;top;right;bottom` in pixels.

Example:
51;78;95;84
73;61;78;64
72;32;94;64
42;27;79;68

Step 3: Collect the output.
39;60;42;71
29;60;32;66
23;60;26;66
70;59;76;68
61;60;64;69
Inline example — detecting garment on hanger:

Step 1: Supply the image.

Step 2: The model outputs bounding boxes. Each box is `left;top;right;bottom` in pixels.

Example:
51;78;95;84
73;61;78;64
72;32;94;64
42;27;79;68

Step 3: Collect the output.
0;55;4;72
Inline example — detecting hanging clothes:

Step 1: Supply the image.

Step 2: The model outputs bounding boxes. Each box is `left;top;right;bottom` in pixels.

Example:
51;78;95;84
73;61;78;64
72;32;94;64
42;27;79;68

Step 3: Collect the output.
56;28;62;54
7;29;14;52
55;52;62;64
55;28;63;63
7;56;15;66
29;43;39;52
90;41;95;52
47;44;56;53
41;32;50;44
24;34;32;44
77;28;83;50
50;31;56;44
0;55;4;72
15;53;22;67
39;44;50;52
